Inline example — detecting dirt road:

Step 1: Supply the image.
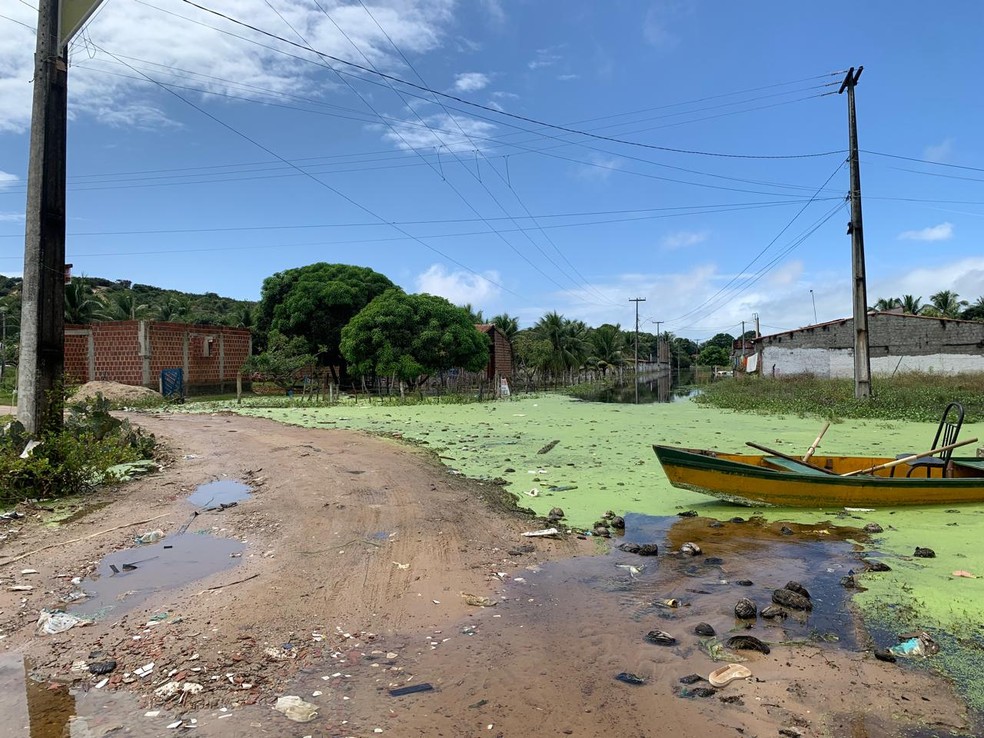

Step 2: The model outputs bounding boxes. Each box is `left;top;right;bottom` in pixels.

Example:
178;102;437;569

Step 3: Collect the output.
0;411;976;737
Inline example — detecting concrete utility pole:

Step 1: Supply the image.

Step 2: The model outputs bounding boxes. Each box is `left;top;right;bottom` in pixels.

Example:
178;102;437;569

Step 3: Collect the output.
18;0;69;434
652;320;663;367
0;306;7;381
839;66;872;399
630;298;646;404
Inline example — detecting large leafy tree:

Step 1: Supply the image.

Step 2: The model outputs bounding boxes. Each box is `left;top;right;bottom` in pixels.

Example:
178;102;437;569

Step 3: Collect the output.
705;332;736;350
697;345;731;367
242;333;314;392
962;296;984;322
340;290;489;392
257;263;395;384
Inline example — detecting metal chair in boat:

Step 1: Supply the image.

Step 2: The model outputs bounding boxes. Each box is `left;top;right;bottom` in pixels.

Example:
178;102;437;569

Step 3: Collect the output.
892;401;965;478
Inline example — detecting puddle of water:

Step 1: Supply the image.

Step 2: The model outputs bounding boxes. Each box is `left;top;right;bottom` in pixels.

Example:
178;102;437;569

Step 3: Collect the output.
187;479;251;508
72;533;244;619
0;654;75;738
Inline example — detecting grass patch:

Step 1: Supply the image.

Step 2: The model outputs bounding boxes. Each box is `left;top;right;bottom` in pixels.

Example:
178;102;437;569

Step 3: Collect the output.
696;372;984;422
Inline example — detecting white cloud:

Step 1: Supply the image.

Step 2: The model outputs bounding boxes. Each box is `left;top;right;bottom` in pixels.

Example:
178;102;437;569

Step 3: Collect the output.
888;257;984;301
452;72;490;93
898;222;954;241
768;259;803;287
528;47;562;70
479;0;506;25
660;230;708;250
643;6;676;48
924;138;954;163
377;112;497;153
557;74;579;81
415;264;502;305
0;0;457;133
0;211;24;223
0;171;18;189
572;153;622;182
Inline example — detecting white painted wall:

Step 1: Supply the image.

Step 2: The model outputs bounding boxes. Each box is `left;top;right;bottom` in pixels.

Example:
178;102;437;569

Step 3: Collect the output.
761;347;984;378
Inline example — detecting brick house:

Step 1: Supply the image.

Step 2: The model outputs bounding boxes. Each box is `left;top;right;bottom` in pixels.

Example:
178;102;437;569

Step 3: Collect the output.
65;320;252;395
753;311;984;378
476;323;513;382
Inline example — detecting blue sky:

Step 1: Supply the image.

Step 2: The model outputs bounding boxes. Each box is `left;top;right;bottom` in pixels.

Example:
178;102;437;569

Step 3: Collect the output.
1;0;983;341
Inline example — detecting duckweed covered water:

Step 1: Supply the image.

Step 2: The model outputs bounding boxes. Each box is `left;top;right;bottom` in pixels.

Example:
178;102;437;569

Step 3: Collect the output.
196;393;984;706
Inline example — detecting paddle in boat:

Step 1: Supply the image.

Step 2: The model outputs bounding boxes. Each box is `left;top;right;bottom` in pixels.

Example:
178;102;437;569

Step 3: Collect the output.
652;440;984;508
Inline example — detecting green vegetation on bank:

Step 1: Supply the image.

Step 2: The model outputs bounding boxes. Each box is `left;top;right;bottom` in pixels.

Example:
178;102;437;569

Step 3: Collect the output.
0;394;157;504
695;373;984;423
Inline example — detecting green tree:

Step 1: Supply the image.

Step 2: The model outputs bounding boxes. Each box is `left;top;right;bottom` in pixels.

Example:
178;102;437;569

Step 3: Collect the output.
459;303;485;324
872;297;901;311
899;294;925;315
242;333;314;392
533;311;590;380
64;278;102;324
340;290;489;394
490;313;519;341
512;329;553;390
697;345;730;367
256;263;395;385
97;290;150;321
156;297;188;322
587;323;626;376
926;290;968;318
961;296;984;321
705;332;736;350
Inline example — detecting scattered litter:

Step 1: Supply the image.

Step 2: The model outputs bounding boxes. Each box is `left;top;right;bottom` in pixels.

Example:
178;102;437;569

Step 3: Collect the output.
953;570;977;578
274;696;319;723
105;460;159;481
392;561;410;570
389;683;434;697
615;672;647;686
95;677;109;689
616;564;643;578
20;439;41;458
680;542;702;556
134;529;164;545
166;721;183;729
37;610;92;635
887;631;939;659
656;598;681;609
522;527;559;538
134;662;155;678
0;511;25;521
524;488;539;497
844;507;875;513
462;593;496;607
537;440;559;455
708;663;752;688
20;569;38;575
144;711;161;718
8;585;33;592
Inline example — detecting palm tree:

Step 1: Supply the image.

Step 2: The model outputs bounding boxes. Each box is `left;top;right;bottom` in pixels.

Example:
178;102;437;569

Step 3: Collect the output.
927;290;968;318
899;294;925;315
459;303;484;324
156;297;188;322
588;323;626;377
533;311;590;382
97;290;151;321
490;313;519;341
872;297;901;311
231;303;254;329
64;278;102;324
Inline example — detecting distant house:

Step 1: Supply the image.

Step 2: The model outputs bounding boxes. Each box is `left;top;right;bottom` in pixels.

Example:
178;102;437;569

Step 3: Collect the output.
753;311;984;378
65;320;252;395
475;323;514;382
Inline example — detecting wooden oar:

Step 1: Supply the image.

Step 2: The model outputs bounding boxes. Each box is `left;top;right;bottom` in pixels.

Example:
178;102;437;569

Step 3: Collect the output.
802;422;831;462
745;442;838;475
840;437;979;477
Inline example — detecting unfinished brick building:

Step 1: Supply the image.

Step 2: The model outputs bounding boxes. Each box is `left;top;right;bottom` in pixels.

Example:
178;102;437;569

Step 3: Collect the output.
65;321;252;395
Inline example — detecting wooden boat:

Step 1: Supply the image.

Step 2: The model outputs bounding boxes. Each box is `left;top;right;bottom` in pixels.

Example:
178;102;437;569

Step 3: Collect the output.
652;444;984;507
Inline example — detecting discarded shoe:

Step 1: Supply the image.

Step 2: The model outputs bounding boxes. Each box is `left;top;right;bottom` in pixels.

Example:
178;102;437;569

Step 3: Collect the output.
678;673;703;685
725;635;770;654
615;672;647;685
734;598;757;619
708;663;752;688
644;630;677;646
694;622;716;637
784;581;811;599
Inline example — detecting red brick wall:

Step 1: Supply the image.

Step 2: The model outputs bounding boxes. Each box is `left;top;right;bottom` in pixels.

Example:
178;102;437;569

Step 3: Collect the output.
64;321;252;393
64;328;90;384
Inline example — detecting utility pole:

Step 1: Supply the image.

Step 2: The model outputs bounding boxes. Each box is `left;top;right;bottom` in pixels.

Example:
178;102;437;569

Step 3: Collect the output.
839;65;872;399
18;0;69;434
0;306;7;381
630;298;646;404
653;320;663;368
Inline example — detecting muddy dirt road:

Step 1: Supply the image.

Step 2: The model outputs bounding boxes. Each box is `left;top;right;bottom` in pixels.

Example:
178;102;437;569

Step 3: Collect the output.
0;412;976;737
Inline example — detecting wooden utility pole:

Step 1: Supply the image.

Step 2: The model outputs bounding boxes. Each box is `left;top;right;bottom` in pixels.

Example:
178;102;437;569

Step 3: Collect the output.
630;298;646;404
839;66;872;399
18;0;69;434
653;320;663;367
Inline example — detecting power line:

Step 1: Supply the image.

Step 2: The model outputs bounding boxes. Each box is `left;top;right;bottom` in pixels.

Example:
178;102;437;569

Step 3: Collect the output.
863;150;984;174
87;43;523;301
174;0;844;161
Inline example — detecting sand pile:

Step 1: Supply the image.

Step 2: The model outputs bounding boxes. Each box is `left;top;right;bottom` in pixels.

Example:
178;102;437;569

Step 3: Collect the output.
71;381;162;404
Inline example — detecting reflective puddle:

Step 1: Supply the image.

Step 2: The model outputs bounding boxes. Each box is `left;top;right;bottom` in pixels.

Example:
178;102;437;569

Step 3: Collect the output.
187;479;251;509
72;532;244;619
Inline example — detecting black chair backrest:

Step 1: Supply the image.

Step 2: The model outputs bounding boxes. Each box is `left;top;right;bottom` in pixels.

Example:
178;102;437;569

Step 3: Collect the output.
933;402;965;462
